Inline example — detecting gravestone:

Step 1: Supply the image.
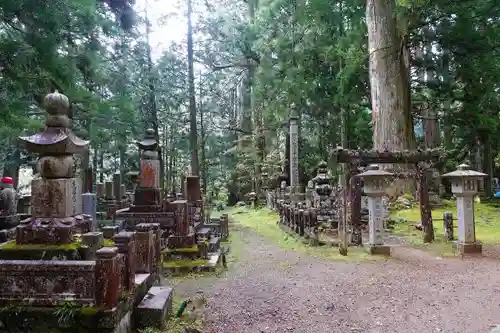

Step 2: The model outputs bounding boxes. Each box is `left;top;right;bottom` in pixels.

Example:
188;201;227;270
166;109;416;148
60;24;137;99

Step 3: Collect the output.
82;192;97;230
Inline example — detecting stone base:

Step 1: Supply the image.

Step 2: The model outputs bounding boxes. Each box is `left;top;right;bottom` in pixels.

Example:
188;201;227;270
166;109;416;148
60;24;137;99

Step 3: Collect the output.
162;244;200;261
366;244;391;256
453;241;482;254
133;286;173;329
16;215;92;244
0;272;157;333
133;188;161;206
162;251;221;276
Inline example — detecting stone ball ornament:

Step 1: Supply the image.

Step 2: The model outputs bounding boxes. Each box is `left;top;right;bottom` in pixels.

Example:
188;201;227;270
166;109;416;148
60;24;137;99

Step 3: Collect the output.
43;90;70;115
36;155;74;178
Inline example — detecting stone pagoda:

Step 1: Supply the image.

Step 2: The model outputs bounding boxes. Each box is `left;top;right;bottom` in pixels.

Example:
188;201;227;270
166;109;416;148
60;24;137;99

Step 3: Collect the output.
312;161;335;228
17;91;92;243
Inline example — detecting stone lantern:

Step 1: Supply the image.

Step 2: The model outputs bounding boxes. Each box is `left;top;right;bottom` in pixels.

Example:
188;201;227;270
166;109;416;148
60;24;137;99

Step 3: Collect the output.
442;163;487;254
358;165;393;255
248;191;257;209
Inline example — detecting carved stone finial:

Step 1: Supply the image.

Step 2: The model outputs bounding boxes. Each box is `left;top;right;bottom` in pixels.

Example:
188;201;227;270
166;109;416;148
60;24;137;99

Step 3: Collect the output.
44;91;71;128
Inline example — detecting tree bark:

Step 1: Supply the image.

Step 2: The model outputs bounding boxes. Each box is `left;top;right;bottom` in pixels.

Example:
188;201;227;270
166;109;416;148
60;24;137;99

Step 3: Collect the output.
366;0;416;152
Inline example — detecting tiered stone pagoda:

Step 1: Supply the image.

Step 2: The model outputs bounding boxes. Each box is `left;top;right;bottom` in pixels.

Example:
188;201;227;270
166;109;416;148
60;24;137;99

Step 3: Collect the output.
17;91;92;243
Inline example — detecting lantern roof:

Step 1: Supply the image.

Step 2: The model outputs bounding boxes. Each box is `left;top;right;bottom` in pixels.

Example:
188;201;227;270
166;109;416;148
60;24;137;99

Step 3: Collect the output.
442;163;487;178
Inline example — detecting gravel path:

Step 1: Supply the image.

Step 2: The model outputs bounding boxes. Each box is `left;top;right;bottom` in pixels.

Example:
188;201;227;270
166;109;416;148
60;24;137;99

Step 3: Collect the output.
177;224;500;333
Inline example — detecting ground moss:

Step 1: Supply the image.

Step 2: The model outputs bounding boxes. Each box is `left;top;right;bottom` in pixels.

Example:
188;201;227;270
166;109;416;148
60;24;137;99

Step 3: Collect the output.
162;245;199;253
78;307;99;316
0;240;80;251
389;200;500;256
103;239;115;247
162;259;209;268
390;201;500;244
228;207;378;262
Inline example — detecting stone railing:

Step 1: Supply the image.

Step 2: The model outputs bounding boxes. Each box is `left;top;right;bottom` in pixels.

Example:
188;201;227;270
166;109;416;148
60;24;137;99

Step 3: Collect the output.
277;201;318;241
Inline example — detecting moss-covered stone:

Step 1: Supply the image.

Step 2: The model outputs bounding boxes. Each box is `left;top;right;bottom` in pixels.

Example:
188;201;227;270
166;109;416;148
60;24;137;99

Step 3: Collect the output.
0;240;84;260
162;259;209;268
0;240;80;250
103;239;115;247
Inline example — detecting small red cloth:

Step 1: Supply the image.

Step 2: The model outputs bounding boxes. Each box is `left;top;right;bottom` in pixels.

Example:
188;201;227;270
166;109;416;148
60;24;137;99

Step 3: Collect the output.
0;177;13;184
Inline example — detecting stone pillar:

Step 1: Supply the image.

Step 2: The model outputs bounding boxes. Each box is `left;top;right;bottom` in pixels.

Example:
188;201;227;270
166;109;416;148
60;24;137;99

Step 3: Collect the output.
443;211;454;241
186;175;202;201
134;223;154;274
443;164;486;254
120;184;126;199
113;171;121;201
289;105;299;204
97;183;105;198
105;181;114;200
81;231;104;259
95;247;120;310
82;193;97;230
114;231;136;291
359;165;393;255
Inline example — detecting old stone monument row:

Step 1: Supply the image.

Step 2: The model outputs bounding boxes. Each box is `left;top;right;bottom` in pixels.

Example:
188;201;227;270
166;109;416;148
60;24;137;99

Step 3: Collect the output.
0;92;228;332
270;144;489;257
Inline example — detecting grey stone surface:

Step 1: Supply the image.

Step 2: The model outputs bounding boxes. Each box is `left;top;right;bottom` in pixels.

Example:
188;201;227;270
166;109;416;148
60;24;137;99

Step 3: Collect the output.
134;286;173;329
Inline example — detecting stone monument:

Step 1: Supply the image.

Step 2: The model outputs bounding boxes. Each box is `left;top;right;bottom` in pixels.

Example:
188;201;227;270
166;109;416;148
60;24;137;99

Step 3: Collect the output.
289;104;300;204
442;163;487;254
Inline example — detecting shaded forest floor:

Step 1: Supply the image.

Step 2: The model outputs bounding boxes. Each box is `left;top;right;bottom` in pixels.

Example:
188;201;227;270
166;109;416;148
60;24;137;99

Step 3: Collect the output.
164;208;500;333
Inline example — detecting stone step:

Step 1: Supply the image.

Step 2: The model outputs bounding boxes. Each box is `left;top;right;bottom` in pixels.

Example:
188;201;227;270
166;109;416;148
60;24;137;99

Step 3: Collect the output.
134;286;173;329
209;236;220;253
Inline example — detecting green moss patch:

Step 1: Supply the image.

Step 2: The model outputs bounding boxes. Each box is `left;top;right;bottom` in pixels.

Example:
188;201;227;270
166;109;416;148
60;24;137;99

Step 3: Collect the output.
0;240;80;251
103;239;115;247
162;259;209;269
228;207;378;262
162;245;199;254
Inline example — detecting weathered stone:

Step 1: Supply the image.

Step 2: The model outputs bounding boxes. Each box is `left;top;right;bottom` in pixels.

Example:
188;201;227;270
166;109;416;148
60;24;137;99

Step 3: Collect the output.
0;260;96;306
114;231;136;291
102;225;119;239
31;178;82;218
135;223;154;274
134;286;173;329
95;247;120;309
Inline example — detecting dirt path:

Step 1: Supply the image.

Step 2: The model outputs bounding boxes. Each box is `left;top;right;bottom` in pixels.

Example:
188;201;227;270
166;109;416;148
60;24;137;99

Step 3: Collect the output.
175;224;500;333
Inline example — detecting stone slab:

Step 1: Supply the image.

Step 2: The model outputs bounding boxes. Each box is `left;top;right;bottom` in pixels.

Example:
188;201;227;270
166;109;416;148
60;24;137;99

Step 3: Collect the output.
453;241;482;255
162;251;221;276
134;286;173;329
134;273;156;306
366;244;391;256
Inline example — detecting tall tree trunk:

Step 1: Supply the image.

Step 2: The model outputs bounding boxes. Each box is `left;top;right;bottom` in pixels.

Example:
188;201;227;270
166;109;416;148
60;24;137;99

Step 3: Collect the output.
440;18;453;150
199;74;207;193
367;0;415;151
423;26;440;149
187;0;199;175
